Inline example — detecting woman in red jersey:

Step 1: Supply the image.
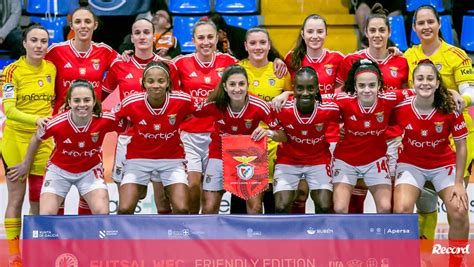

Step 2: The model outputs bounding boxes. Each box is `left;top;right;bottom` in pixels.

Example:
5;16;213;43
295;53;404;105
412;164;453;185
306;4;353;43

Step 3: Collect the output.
393;60;468;242
45;6;119;215
8;79;125;215
198;64;287;214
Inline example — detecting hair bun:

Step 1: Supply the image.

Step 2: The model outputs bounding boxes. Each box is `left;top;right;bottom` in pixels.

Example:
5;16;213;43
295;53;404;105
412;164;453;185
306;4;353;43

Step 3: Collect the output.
371;3;388;16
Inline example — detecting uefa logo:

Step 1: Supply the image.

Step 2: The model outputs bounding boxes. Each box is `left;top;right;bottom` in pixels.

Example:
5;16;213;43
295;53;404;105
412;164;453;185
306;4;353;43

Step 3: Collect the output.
55;253;78;267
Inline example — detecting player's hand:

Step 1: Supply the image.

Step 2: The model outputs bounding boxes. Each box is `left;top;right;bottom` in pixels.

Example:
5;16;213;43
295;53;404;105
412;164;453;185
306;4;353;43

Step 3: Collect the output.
271;91;292;112
447;89;465;112
6;162;29;183
388;46;403;56
339;125;345;141
36;116;51;128
450;183;468;211
251;126;268;141
121;50;134;62
273;58;288;79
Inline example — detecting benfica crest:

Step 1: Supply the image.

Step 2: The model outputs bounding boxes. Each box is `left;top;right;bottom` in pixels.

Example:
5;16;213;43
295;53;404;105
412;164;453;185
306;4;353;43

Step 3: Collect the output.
245;119;253;129
92;59;100;71
91;132;99;143
375;111;384;123
390;67;398;77
324;64;333;75
234;156;257;181
168;114;176;125
434;122;444;133
315;123;324;132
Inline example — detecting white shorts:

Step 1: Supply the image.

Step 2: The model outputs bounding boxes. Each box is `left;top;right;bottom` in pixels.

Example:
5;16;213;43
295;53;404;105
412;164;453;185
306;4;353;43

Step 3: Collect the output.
332;157;391;186
395;163;456;192
203;158;224;191
121;159;187;187
41;163;107;198
180;131;211;173
273;164;333;193
111;135;132;183
386;136;402;177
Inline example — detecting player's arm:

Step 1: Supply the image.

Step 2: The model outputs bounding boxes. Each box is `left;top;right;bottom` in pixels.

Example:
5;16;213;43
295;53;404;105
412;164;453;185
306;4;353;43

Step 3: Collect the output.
452;137;468;210
6;133;43;182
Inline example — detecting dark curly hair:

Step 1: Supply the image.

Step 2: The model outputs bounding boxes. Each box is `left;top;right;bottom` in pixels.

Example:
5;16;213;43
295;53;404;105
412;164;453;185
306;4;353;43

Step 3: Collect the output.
343;58;384;95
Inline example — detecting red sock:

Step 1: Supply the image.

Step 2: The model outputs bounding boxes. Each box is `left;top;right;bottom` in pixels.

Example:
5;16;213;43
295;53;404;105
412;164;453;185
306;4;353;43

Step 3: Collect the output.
28;175;44;202
57;205;65;215
291;200;306;214
78;197;92;215
158;209;173;215
349;187;367;213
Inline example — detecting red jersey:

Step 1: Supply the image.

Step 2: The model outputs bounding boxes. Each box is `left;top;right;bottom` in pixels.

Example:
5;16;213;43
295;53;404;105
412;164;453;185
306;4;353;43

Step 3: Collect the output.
173;52;239;133
334;90;409;165
196;95;282;159
393;97;467;169
116;91;195;160
46;40;118;114
336;49;408;91
285;49;344;96
274;97;340;165
39;111;125;173
103;54;181;100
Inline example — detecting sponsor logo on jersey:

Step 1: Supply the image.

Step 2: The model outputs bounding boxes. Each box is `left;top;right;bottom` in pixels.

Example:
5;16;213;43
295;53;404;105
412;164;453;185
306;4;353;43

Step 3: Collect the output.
390;67;398;77
168;114;176;125
350;115;357;121
46;74;51;83
78;141;85;148
324;64;333;75
421;130;428;136
286;124;294;129
231;126;238;131
64;138;72;144
154;124;161;131
405;124;413;130
79;68;86;76
125;73;133;79
245;119;252;129
364;121;371;128
91;132;99;143
268;78;276;86
92;59;100;70
139;119;147;125
64;62;72;68
253;80;259;87
375;111;384;123
434;122;444;133
455;121;466;131
315;123;324;132
461;68;473;75
204;77;211;84
234;156;257;181
217;119;225;125
189;72;198;78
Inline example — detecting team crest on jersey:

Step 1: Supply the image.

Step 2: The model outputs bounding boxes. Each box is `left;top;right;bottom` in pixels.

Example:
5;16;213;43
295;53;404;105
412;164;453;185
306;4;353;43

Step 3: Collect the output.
168;114;177;125
205;174;212;183
204;77;211;84
268;78;276;86
301;130;308;136
91;132;99;143
390;67;398;77
435;64;442;71
315;123;324;132
421;130;428;136
44;180;51;187
434;122;444;133
115;166;122;176
234;156;257;181
333;168;340;177
79;68;86;76
38;80;44;87
231;126;238;131
154;124;161;130
245;119;253;129
46;75;51;83
375;111;384;123
78;141;85;148
324;64;333;75
253;80;259;87
364;121;371;128
92;59;100;71
216;67;225;78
